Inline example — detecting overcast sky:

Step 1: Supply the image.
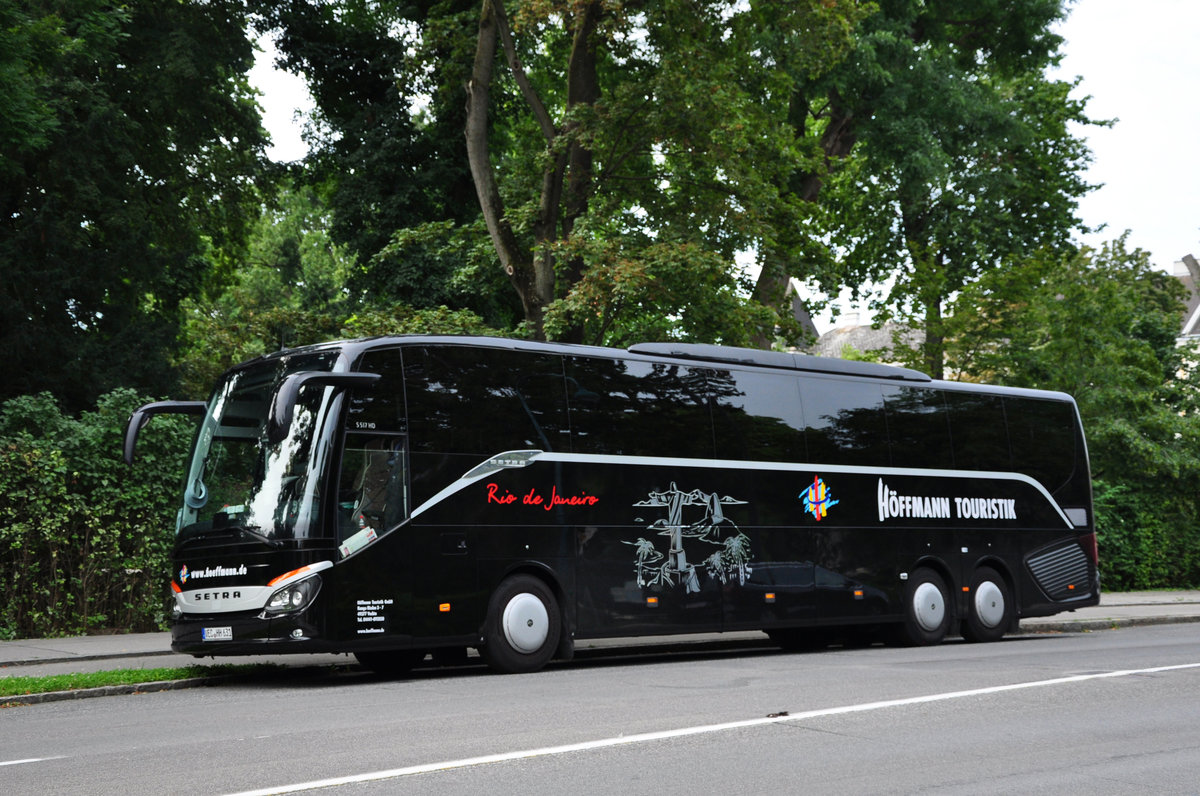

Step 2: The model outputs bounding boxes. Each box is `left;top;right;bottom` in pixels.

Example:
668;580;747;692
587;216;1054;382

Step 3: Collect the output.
1055;0;1200;271
249;0;1200;311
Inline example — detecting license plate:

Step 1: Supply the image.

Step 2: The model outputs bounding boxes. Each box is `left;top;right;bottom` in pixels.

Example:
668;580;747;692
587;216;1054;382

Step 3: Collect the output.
202;626;233;641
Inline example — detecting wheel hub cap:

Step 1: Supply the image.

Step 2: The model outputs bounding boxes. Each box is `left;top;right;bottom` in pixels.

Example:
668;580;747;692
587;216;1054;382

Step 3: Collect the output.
913;582;945;632
502;593;549;653
974;581;1005;628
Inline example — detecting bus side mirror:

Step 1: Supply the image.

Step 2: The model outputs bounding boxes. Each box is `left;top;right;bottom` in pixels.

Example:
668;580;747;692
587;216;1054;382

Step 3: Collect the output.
123;401;208;465
269;372;382;444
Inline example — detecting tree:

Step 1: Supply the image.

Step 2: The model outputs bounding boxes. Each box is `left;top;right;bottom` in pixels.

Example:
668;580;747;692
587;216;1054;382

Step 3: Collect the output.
465;0;861;341
173;184;502;395
753;0;1097;371
254;1;485;306
0;0;269;410
945;238;1200;588
173;183;355;394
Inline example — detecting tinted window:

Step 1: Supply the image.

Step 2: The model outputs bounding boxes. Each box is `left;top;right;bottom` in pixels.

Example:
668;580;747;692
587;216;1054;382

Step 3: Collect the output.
884;386;952;469
349;348;407;433
336;432;408;540
404;346;569;454
566;357;713;458
709;369;806;462
1005;397;1076;491
944;391;1012;472
801;377;890;467
341;349;409;540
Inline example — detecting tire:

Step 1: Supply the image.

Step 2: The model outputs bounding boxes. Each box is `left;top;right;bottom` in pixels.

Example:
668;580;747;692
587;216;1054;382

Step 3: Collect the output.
355;649;426;677
898;567;951;646
961;566;1013;643
481;574;562;674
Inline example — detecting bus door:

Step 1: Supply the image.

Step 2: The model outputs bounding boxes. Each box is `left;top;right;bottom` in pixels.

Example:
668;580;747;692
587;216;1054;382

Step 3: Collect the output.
327;350;422;645
329;428;419;644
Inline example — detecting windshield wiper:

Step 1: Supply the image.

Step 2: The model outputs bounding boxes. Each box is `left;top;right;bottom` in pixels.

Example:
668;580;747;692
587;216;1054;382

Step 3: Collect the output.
178;524;282;549
235;524;281;547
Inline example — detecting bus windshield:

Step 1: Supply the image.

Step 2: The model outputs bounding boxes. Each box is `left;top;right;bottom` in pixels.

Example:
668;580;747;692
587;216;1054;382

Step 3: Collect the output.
177;352;339;543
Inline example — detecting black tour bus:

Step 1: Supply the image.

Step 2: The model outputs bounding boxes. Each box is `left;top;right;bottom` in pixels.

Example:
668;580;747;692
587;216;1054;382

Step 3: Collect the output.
124;335;1099;674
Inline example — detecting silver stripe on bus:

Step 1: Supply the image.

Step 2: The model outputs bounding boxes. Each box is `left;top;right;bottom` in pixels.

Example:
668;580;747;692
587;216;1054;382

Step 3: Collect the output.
411;450;1076;529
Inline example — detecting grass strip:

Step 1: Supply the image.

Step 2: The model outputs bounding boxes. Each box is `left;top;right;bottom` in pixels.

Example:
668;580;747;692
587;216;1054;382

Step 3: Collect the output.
0;663;276;697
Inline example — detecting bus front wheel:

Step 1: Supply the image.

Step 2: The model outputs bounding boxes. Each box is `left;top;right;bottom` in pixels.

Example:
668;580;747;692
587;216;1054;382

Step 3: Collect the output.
481;574;561;674
898;567;951;645
961;566;1012;643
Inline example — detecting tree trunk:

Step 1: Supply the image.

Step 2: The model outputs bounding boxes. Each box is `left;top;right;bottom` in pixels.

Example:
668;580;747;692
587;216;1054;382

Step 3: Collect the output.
466;0;546;336
922;297;945;379
555;1;602;342
466;0;602;340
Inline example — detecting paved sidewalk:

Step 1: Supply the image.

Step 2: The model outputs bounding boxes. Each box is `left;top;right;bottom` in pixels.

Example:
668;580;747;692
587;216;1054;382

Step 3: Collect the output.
1019;590;1200;633
2;590;1198;679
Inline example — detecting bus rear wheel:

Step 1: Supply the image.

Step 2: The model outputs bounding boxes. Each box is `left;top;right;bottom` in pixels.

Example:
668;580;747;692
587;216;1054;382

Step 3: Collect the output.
481;574;561;674
898;567;951;646
961;566;1012;643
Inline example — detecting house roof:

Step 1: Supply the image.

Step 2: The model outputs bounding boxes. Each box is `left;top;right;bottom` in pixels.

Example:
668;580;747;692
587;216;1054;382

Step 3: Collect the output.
808;322;923;360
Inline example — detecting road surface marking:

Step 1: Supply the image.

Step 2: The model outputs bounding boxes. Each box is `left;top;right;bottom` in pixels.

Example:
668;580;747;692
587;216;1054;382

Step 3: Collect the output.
226;662;1200;795
0;757;65;767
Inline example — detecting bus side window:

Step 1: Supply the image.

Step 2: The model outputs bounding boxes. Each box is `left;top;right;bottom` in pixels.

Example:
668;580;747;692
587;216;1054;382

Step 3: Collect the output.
883;386;952;469
566;357;714;458
339;348;410;540
1005;397;1076;492
348;348;407;433
945;392;1012;472
338;433;408;539
708;369;806;463
405;346;569;454
801;377;891;467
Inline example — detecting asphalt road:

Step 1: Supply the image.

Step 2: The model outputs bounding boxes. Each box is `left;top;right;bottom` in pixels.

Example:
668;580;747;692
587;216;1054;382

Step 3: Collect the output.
3;623;1200;795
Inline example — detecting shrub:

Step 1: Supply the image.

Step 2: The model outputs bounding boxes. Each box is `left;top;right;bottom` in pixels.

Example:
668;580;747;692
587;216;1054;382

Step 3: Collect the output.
1094;479;1200;591
0;390;192;638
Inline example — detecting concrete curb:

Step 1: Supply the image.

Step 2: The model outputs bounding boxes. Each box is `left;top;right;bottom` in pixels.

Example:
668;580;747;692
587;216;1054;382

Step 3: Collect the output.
1020;613;1200;633
1;676;228;707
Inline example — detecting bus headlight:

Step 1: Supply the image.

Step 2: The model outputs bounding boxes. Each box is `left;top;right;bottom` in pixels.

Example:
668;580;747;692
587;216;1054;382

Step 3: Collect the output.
262;575;321;617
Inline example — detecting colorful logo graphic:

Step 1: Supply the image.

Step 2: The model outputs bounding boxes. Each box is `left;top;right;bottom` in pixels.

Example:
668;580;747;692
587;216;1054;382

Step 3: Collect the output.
802;476;839;521
179;565;189;584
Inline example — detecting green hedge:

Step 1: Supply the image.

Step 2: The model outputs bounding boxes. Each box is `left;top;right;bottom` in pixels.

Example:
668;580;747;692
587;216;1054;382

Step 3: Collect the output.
0;390;191;639
1093;479;1200;591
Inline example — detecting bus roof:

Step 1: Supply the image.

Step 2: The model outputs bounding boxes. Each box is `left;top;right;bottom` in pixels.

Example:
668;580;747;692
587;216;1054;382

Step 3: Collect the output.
233;335;1075;403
